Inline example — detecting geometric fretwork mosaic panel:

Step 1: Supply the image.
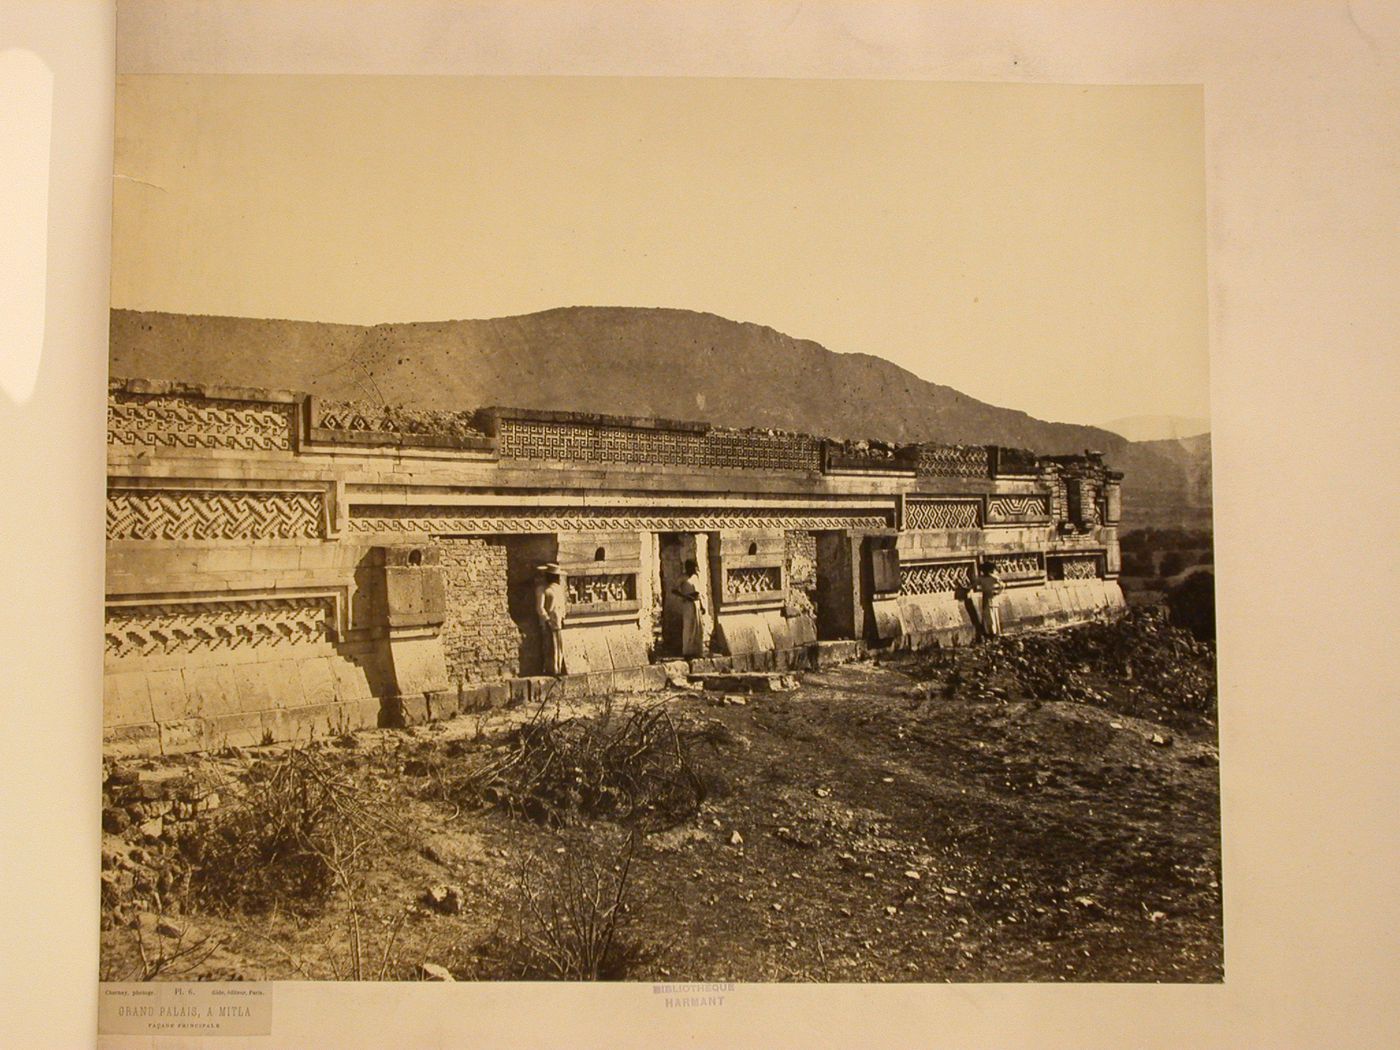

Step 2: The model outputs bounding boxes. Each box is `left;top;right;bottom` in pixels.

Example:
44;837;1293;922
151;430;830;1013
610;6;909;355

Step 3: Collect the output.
985;494;1051;524
726;566;783;597
566;572;637;605
986;552;1044;582
314;403;404;432
1053;555;1102;580
916;444;992;479
104;597;335;659
108;392;294;452
107;489;324;541
348;507;892;535
313;400;488;441
498;418;822;472
904;498;981;530
899;560;975;595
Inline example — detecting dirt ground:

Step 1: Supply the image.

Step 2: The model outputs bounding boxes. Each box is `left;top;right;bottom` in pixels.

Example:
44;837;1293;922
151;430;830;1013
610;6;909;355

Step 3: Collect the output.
100;622;1222;984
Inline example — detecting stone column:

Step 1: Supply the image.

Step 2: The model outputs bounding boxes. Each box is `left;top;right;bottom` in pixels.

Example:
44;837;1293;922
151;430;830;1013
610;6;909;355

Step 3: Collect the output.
376;544;450;702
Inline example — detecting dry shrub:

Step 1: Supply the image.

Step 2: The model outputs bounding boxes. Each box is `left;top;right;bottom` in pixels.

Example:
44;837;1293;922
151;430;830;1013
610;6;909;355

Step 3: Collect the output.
180;747;396;915
99;913;225;982
446;701;715;829
477;834;652;980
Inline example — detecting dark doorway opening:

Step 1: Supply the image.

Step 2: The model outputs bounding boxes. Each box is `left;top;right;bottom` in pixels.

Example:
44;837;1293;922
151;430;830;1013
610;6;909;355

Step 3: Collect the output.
657;532;698;657
503;534;556;677
815;530;854;641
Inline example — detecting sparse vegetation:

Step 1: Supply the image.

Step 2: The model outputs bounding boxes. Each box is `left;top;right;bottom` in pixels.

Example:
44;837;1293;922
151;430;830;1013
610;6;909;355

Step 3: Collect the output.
99;912;225;982
1118;527;1213;585
434;700;727;830
472;833;651;980
179;747;398;915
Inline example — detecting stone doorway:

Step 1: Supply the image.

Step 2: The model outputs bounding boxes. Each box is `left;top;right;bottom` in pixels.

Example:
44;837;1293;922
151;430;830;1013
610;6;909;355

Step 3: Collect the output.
814;530;855;641
502;534;557;677
656;532;713;657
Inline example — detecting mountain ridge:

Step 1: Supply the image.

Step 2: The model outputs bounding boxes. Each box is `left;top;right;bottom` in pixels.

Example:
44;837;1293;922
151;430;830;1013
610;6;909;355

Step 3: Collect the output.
109;306;1210;529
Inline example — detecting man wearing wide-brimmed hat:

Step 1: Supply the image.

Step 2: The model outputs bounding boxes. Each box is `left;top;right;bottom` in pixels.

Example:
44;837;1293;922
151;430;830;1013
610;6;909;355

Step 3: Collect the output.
534;563;566;675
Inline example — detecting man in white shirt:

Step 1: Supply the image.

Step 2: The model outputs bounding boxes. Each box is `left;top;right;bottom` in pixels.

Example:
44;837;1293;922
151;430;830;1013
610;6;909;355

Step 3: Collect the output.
534;563;566;675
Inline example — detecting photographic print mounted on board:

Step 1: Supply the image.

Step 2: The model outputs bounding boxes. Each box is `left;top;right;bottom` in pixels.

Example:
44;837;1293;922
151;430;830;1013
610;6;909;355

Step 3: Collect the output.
102;31;1218;987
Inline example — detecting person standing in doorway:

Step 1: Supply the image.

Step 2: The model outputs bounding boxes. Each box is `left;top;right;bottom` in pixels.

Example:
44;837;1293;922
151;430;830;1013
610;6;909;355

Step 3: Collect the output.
673;558;706;658
535;563;567;675
972;561;1005;640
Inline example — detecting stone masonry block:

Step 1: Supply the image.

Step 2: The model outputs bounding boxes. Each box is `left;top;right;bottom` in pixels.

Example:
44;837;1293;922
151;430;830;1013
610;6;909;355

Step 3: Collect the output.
104;670;155;727
480;682;510;709
180;663;241;719
232;662;279;713
103;721;161;759
158;719;207;756
528;676;559;703
426;690;459;721
266;658;309;708
330;655;374;702
146;667;191;723
557;673;591;701
297;656;337;708
204;711;268;751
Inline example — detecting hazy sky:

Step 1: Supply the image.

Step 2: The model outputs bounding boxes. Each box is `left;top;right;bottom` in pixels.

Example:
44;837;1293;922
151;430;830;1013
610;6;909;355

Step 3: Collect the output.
112;76;1207;426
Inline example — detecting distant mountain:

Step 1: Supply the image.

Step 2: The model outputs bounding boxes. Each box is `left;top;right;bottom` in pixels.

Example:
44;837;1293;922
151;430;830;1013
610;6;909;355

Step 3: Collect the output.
1100;415;1210;442
1119;433;1214;531
109;306;1211;531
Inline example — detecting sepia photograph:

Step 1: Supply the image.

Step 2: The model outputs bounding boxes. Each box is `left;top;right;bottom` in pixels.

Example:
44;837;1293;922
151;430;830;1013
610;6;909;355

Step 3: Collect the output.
7;0;1399;1046
99;68;1220;989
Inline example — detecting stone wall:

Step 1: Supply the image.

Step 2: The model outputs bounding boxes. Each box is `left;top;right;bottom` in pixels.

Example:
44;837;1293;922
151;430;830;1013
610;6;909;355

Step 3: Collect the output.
104;378;1125;757
436;537;520;685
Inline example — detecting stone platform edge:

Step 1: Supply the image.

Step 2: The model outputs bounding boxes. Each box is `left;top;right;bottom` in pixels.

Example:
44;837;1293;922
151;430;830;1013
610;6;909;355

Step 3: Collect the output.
102;628;1045;758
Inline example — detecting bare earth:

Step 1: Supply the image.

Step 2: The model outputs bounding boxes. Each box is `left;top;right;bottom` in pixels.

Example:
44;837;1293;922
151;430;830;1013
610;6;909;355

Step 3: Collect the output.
101;645;1222;984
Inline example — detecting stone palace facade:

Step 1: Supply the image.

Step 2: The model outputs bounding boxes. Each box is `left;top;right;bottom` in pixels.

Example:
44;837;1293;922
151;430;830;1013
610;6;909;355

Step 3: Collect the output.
104;378;1125;757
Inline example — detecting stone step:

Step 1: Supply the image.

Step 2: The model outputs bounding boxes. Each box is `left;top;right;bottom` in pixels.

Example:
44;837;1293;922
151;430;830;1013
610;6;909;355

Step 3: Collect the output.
691;671;800;694
812;639;866;668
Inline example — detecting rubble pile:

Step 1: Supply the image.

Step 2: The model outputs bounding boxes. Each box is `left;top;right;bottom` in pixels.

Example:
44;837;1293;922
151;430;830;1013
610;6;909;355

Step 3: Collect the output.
101;763;227;925
913;607;1217;729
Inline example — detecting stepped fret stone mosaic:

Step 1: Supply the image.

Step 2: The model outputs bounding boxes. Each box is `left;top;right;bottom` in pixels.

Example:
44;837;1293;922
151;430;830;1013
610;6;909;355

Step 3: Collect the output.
726;566;783;596
1055;555;1102;580
899;561;975;595
916;444;992;479
349;508;891;535
566;572;637;605
905;498;981;530
107;489;324;541
986;494;1051;524
498;418;821;472
987;552;1044;581
108;392;293;452
105;597;335;660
